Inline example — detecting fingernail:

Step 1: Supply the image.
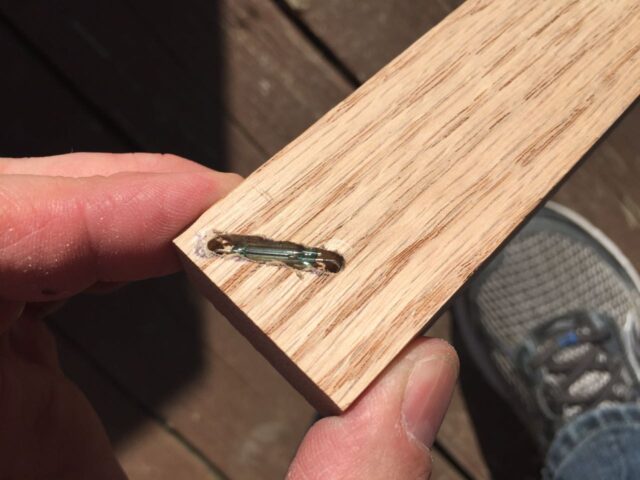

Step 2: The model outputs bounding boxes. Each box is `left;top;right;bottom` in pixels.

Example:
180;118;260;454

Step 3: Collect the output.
402;355;458;447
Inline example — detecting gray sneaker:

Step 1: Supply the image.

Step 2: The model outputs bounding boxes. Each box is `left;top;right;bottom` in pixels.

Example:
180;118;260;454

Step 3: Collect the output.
453;202;640;447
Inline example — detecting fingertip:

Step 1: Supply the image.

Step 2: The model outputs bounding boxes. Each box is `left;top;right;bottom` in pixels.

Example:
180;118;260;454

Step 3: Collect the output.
404;337;460;374
401;344;458;448
288;337;459;479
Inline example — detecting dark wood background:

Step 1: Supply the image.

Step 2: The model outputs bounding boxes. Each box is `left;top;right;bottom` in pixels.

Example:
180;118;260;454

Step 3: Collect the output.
2;1;638;478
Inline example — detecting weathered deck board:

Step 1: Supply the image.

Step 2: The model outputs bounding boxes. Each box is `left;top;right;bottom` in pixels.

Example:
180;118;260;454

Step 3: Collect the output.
554;102;640;268
2;0;270;171
432;450;466;480
53;276;314;480
0;18;130;156
57;338;223;480
0;0;351;174
219;0;352;164
288;0;463;82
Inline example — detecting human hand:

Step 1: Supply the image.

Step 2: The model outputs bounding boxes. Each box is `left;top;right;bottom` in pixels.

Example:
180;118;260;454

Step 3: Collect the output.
288;337;458;479
0;152;458;479
0;152;240;479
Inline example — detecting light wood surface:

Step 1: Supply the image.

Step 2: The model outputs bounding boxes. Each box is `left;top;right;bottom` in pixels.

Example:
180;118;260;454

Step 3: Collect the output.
285;2;491;473
176;0;640;412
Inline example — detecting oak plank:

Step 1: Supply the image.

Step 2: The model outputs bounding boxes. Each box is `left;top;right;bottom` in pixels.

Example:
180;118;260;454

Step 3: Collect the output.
176;0;640;412
286;1;490;472
297;1;638;471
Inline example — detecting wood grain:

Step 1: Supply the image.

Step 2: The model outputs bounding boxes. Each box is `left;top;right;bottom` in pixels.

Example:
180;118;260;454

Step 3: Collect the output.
177;0;640;412
287;1;491;472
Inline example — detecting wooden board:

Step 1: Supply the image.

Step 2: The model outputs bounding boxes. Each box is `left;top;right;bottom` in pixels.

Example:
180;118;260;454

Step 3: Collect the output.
296;1;638;472
431;449;466;480
175;0;640;412
285;1;492;472
0;0;350;174
52;267;315;480
0;18;131;156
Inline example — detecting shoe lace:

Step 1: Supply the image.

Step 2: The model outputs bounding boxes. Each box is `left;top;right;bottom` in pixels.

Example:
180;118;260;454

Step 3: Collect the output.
528;322;631;418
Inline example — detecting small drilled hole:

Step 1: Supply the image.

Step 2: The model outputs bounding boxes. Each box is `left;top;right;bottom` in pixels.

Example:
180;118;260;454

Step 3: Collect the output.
206;233;344;273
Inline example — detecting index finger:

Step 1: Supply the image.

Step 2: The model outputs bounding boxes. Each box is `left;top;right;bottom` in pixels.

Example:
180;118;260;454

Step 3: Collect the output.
0;168;240;301
0;152;213;177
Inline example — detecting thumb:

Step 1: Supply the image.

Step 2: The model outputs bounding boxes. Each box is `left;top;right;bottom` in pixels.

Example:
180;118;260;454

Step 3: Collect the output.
288;338;458;480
